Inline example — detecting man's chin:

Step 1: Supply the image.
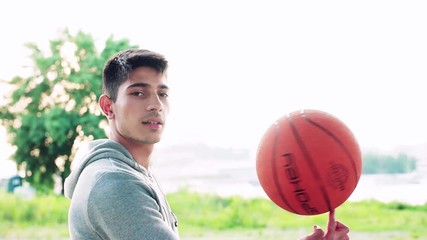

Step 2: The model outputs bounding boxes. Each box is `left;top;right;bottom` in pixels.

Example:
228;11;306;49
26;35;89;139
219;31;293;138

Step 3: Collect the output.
139;137;162;145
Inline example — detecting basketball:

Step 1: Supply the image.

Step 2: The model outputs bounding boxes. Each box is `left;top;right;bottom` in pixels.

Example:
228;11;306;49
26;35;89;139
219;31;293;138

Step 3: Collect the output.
256;109;362;215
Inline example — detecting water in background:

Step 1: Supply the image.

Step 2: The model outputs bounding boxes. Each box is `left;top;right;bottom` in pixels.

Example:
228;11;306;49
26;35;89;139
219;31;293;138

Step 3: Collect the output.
349;172;427;205
153;151;427;206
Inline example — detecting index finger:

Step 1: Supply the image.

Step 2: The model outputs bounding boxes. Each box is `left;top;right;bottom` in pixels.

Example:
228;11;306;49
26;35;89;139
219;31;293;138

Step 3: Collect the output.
324;209;337;240
327;209;336;233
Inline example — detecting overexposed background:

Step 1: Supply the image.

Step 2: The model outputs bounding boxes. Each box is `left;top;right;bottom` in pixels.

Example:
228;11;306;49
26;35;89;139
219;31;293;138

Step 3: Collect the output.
1;0;426;191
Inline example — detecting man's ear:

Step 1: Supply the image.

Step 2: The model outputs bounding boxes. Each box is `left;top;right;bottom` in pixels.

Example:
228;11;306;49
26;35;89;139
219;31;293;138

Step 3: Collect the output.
99;94;114;120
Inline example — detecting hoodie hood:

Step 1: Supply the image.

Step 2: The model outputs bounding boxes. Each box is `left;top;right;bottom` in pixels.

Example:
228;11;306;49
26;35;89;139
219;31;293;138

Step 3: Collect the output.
64;139;144;199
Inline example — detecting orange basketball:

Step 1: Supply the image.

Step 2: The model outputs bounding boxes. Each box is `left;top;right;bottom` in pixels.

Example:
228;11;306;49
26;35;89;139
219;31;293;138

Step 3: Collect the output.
256;109;362;215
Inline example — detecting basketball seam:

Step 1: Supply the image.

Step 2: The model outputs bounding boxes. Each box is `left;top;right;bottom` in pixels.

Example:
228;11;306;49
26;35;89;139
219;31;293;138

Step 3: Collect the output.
303;114;361;182
272;122;296;213
288;116;332;212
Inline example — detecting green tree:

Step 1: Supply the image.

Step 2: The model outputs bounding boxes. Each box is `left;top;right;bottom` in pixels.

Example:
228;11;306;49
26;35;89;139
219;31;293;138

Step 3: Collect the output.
0;29;137;194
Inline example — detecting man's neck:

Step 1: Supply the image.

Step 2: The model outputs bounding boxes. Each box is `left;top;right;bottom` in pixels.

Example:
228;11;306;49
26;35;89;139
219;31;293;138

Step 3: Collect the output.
109;135;154;169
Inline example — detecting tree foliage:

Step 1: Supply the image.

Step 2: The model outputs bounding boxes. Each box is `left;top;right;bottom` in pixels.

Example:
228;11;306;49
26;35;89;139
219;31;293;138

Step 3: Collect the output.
362;153;418;174
0;29;137;193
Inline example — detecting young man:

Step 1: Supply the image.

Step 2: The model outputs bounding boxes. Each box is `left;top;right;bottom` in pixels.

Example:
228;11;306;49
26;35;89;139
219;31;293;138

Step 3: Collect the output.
64;49;349;240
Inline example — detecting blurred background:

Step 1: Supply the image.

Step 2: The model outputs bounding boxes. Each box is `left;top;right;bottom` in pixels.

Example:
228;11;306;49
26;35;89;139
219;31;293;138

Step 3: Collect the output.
0;0;426;239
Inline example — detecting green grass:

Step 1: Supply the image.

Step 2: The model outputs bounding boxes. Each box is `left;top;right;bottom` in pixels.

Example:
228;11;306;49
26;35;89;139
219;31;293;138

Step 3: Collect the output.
1;189;427;239
167;190;427;238
0;190;70;239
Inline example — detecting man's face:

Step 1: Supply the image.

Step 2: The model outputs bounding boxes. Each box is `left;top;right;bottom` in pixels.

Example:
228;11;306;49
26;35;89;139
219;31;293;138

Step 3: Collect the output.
110;66;169;145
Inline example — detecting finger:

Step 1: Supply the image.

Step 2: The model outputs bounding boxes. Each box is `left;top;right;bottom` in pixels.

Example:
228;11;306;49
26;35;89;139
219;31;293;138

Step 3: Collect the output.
324;209;337;240
312;226;325;239
331;221;350;240
302;225;325;240
327;209;336;233
335;221;350;234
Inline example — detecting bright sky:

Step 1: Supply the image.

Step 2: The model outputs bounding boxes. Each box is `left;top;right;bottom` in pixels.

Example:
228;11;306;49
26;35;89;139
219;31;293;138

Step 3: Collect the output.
1;0;426;177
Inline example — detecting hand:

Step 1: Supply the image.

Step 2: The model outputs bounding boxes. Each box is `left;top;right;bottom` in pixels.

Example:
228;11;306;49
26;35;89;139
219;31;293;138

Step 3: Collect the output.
300;209;349;240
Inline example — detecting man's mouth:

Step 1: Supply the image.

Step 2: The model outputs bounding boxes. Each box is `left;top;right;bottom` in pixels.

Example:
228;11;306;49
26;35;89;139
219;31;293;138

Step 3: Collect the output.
142;118;163;130
142;121;162;125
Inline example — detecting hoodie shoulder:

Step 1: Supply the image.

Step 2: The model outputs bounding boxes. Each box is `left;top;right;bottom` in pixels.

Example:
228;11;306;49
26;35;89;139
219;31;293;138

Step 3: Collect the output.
64;139;139;199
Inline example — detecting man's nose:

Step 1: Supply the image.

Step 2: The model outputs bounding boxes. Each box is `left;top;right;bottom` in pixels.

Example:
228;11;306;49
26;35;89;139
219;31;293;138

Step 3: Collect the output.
146;95;163;112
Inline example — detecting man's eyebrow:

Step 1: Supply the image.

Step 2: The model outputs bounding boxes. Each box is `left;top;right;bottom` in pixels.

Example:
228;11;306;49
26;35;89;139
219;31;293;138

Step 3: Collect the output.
126;83;169;89
159;83;169;90
127;83;149;89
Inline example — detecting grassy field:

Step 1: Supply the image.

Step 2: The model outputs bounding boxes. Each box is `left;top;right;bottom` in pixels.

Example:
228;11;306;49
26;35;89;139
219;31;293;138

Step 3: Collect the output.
1;189;426;239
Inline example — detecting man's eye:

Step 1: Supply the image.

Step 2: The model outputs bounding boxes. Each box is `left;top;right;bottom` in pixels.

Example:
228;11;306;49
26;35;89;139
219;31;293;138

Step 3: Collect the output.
131;92;144;96
159;93;169;98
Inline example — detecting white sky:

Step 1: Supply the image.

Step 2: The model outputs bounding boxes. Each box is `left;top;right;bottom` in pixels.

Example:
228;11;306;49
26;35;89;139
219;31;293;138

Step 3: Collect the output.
1;0;427;177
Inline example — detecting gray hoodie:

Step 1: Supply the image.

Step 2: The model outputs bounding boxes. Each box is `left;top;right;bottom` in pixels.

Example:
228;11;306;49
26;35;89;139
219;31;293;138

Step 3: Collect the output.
64;139;179;240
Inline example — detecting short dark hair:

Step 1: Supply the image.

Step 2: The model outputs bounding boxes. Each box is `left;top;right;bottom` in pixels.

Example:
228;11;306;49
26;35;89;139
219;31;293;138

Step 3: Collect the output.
102;49;168;102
